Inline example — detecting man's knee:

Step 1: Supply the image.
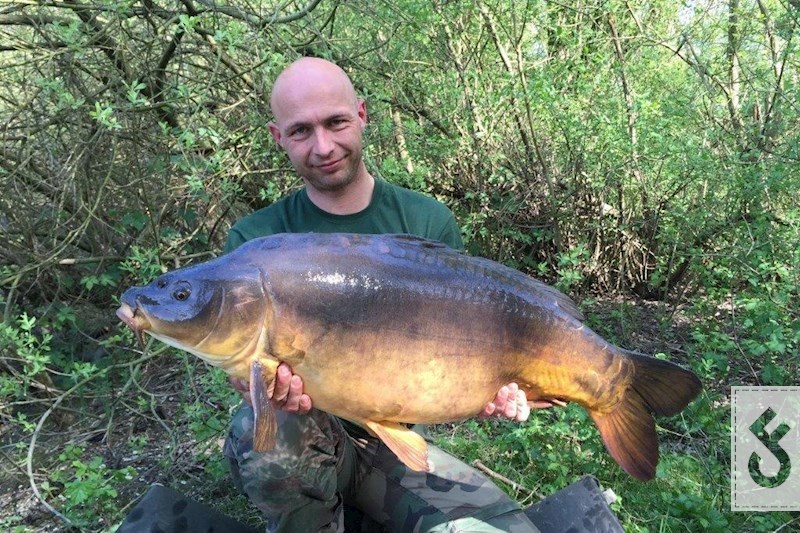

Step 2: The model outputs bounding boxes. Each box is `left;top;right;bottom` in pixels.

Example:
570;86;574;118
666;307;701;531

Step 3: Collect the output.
223;406;345;513
354;443;538;532
224;405;340;466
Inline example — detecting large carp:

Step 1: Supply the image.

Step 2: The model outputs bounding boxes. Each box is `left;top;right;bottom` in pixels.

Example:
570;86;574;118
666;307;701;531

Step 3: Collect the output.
117;233;700;481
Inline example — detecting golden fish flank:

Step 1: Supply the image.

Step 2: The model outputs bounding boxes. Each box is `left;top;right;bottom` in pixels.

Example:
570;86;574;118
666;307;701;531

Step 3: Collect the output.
117;232;701;481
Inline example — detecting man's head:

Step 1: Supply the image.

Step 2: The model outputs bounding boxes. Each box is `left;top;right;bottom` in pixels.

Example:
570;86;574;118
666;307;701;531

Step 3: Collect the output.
269;58;368;193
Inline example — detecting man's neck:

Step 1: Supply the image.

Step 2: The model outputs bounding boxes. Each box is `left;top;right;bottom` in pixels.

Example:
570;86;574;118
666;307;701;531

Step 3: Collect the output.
305;172;375;215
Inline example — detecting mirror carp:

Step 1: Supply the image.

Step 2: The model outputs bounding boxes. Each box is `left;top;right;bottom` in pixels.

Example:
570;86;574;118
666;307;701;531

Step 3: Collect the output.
117;233;701;481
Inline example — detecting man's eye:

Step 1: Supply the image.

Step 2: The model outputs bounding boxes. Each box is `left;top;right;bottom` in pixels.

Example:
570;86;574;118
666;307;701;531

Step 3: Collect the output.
290;126;308;136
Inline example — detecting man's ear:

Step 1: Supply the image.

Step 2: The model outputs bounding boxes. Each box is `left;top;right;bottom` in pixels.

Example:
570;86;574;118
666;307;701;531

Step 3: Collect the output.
357;100;367;129
268;122;282;145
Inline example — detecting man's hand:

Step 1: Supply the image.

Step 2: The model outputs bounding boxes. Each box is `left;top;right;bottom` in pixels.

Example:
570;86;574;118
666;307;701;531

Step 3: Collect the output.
479;383;564;422
479;383;530;422
269;363;313;414
228;362;312;414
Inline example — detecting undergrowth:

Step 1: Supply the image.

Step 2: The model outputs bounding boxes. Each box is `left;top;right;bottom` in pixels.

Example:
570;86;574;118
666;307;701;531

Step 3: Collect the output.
2;293;797;531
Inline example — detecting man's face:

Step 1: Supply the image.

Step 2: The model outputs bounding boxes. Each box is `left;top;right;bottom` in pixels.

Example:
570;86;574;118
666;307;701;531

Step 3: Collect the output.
269;84;367;192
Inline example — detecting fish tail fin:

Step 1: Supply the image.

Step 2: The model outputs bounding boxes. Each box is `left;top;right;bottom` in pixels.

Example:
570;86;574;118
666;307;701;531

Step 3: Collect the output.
590;351;701;481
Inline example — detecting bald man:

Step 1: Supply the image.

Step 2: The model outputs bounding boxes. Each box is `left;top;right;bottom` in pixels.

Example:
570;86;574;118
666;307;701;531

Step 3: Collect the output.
223;57;540;532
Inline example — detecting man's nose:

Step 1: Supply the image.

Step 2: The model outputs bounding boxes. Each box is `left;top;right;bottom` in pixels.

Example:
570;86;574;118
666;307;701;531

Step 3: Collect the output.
312;129;335;156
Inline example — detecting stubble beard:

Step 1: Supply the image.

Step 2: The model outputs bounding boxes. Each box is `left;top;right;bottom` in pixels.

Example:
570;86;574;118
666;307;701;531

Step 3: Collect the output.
303;150;364;193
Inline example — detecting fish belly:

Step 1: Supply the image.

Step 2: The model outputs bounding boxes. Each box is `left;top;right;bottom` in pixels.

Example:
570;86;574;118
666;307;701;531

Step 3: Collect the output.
291;330;510;424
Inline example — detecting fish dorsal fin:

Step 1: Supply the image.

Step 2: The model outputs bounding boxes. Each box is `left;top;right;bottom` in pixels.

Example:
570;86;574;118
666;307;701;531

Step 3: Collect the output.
387;234;450;250
364;420;430;472
527;278;585;322
464;254;585;322
386;235;584;322
250;360;277;453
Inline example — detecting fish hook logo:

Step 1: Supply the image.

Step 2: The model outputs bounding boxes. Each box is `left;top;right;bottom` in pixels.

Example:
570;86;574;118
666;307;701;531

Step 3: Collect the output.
747;407;791;488
732;387;800;511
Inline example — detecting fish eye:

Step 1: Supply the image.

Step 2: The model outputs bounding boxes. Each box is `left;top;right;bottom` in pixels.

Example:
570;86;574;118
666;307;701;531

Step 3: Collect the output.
173;288;190;301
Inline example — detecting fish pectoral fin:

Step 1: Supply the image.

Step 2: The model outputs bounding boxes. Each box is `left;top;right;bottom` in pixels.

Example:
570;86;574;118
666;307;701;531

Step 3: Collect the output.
250;360;277;453
364;420;430;473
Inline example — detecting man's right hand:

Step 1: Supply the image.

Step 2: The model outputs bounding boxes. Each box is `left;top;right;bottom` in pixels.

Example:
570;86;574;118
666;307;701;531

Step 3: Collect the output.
229;362;313;414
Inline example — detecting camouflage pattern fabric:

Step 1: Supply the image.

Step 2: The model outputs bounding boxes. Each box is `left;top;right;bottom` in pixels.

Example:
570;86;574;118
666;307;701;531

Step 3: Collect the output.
117;484;259;533
224;404;540;532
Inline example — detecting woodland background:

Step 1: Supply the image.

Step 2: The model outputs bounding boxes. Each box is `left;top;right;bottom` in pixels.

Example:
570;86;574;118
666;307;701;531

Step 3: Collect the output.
0;0;798;531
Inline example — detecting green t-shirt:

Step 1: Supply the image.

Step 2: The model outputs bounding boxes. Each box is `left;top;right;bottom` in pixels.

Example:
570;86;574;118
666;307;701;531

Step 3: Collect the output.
224;178;463;252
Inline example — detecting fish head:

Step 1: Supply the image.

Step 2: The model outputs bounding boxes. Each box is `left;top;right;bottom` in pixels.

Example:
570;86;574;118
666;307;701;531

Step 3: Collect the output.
116;260;269;368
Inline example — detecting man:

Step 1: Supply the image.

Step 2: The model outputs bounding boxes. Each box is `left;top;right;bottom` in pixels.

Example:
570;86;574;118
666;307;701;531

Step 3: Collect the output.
223;57;541;532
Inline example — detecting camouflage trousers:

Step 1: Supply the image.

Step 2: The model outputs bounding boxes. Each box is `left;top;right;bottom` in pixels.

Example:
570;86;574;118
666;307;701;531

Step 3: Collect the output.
224;404;539;533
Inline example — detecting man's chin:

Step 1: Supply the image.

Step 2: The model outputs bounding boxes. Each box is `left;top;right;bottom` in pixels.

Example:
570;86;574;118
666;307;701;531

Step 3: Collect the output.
305;171;357;192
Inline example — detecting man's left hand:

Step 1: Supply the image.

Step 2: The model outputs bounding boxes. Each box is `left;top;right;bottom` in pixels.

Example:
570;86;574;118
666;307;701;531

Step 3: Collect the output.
479;383;529;422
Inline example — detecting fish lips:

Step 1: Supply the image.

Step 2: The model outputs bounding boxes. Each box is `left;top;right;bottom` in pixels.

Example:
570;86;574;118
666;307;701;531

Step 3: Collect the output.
116;300;151;349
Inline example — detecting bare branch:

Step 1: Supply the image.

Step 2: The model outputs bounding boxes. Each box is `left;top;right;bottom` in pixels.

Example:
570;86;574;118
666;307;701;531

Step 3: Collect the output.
192;0;326;28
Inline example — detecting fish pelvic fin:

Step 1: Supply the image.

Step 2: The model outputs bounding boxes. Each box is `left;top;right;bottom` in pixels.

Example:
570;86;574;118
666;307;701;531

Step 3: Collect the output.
591;351;701;481
364;420;430;472
250;360;277;453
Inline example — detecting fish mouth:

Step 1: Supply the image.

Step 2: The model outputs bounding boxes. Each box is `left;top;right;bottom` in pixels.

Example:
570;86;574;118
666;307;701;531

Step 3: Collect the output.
116;302;151;348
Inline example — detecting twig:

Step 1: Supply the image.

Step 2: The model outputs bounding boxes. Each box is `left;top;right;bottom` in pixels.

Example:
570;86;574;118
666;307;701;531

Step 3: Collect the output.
130;363;174;436
0;447;29;483
472;459;545;500
774;516;800;533
56;250;215;266
26;349;161;526
57;256;124;265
